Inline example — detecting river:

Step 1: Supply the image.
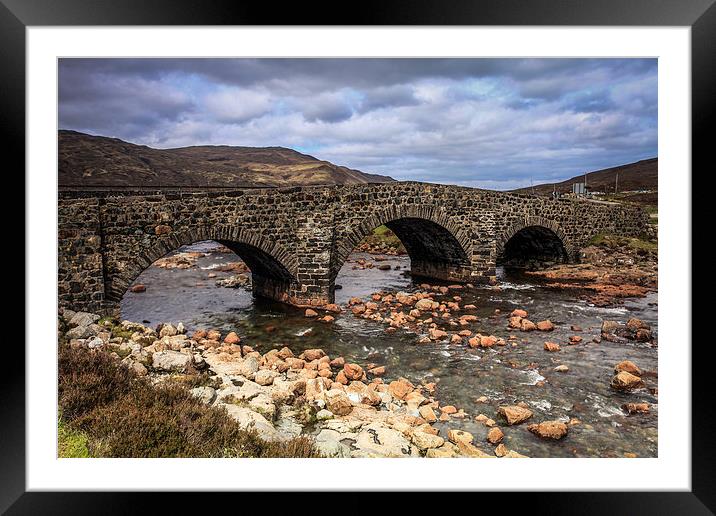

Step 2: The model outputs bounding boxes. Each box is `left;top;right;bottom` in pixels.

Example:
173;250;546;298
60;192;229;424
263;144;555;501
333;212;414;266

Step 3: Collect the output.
121;241;658;458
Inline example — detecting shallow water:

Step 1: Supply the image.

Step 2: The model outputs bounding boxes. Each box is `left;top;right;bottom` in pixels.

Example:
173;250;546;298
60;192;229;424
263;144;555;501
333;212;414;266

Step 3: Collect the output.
122;241;658;458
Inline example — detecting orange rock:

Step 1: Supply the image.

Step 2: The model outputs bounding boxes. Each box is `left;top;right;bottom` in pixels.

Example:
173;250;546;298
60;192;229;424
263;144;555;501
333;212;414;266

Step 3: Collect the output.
536;320;554;331
388;378;415;400
343;363;364;381
544;341;561;352
223;332;241;345
498;405;533;425
511;309;528;318
622;402;650;414
302;348;326;361
486;427;504;444
527;420;568;440
614;360;642;376
611;371;643;391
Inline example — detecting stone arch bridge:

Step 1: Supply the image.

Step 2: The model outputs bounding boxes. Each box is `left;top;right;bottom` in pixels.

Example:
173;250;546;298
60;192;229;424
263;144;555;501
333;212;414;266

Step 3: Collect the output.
58;182;648;314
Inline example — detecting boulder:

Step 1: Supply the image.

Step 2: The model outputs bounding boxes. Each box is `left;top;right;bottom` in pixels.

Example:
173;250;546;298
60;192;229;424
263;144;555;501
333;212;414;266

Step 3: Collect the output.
536;320;554;331
411;431;445;450
190;386;217;404
510;309;528;318
343;363;365;381
446;429;473;446
68;312;100;328
544;341;561;352
487;427;504;444
520;319;537;332
254;369;278;386
498;405;533;425
352;423;418;457
527;420;568;440
622;402;650;414
152;350;193;372
223;331;241;344
302;348;326;361
325;389;353;416
388;378;414;400
614;360;642;376
610;371;644;391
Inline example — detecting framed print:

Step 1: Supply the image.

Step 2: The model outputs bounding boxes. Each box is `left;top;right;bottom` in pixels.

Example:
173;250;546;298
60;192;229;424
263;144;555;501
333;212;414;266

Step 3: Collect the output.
2;0;711;511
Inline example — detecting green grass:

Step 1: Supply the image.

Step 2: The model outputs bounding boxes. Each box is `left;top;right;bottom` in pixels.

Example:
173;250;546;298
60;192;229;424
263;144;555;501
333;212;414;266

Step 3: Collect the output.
360;225;406;251
588;233;657;253
58;417;91;458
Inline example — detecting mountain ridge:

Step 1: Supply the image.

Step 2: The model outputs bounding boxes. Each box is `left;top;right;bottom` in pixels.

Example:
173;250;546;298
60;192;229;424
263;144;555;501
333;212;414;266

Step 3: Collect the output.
58;130;394;188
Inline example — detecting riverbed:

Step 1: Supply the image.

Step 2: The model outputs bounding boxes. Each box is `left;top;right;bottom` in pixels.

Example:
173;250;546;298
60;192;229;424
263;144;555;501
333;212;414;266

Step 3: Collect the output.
121;241;658;458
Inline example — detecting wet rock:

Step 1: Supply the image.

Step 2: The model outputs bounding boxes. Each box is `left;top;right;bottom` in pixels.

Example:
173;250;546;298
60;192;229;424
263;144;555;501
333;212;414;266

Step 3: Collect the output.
511;309;528;318
520;319;537;332
324;303;342;313
447;429;473;446
486;427;504;444
568;335;583;344
626;318;649;331
130;284;146;293
498;405;533;425
305;308;318;318
527;420;568;440
544;342;561;352
428;328;448;341
610;371;644;391
622;402;650;414
368;365;386;376
614;360;642;376
601;320;622;334
536;320;555;331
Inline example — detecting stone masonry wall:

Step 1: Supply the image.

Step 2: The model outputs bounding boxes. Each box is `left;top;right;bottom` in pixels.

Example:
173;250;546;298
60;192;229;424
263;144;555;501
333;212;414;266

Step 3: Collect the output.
58;182;649;313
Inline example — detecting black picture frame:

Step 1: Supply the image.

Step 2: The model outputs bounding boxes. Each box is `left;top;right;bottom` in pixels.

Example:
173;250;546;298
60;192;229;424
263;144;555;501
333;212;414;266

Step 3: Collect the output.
2;0;709;511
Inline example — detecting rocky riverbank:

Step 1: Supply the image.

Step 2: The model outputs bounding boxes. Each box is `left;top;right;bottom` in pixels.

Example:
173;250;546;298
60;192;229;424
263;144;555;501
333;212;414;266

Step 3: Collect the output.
60;280;656;458
522;234;657;306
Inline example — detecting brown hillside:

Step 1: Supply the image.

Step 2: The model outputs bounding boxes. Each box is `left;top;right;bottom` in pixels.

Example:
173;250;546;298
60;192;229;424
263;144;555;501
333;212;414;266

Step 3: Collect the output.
513;158;657;198
58;130;393;188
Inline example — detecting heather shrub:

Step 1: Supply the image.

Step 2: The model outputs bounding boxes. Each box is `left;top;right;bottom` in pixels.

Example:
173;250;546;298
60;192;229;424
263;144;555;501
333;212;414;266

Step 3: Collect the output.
58;343;320;458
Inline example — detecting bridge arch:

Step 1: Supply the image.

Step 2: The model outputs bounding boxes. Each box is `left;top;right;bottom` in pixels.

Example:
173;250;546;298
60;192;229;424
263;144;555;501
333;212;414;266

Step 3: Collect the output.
331;206;473;283
106;225;299;303
496;216;575;267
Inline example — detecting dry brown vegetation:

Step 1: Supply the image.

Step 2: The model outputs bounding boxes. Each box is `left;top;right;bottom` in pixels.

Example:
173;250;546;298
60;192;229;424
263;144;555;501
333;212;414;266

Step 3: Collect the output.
58;343;321;458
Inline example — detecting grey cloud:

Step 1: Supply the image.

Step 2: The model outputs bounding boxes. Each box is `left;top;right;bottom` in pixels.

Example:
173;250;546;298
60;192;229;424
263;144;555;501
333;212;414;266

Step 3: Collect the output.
58;58;657;190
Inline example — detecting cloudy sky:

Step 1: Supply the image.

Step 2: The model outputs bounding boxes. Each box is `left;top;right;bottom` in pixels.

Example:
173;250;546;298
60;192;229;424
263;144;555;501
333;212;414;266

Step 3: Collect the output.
58;58;657;190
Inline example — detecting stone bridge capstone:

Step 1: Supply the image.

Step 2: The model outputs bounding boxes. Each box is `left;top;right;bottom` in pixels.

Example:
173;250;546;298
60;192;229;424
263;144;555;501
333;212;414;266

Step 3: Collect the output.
58;182;649;314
